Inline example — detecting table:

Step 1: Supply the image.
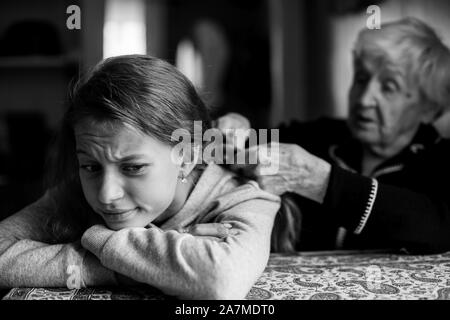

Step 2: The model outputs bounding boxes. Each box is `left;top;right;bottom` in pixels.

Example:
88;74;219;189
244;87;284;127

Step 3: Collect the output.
3;251;450;300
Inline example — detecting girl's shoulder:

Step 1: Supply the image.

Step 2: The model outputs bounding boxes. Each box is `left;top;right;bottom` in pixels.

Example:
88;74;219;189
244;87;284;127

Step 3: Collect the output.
197;163;280;216
202;162;279;200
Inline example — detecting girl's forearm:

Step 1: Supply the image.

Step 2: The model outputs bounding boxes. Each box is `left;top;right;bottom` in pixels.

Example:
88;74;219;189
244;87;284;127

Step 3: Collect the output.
0;238;116;288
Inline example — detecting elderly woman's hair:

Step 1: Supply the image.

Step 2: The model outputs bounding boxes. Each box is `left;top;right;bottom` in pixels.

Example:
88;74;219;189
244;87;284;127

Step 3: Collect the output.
354;17;450;117
45;55;211;241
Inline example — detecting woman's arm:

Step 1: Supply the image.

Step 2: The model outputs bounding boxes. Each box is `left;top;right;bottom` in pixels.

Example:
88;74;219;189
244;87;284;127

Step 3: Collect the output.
241;140;450;253
81;190;280;300
0;192;117;288
324;166;450;253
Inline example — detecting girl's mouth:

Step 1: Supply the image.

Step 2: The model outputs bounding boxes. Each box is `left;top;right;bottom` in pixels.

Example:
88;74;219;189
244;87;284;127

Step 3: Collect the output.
100;208;137;222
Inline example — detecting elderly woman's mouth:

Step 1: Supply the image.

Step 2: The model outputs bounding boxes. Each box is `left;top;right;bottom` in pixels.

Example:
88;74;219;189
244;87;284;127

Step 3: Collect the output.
353;114;377;127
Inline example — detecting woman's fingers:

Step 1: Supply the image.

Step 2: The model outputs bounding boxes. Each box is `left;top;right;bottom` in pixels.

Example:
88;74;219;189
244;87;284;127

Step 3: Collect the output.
216;113;250;133
224;142;308;195
179;223;239;238
257;175;291;195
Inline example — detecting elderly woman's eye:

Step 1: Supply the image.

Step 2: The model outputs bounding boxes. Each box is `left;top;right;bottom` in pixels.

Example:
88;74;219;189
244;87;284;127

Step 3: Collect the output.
80;164;101;173
354;72;369;85
382;80;398;94
122;164;148;174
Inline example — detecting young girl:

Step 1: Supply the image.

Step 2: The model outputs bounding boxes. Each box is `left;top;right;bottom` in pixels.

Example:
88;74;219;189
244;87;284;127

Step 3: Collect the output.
0;55;280;299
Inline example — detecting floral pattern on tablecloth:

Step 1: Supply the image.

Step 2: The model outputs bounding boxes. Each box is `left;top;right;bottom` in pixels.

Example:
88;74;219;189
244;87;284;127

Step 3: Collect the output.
249;252;450;300
3;286;166;300
3;252;450;300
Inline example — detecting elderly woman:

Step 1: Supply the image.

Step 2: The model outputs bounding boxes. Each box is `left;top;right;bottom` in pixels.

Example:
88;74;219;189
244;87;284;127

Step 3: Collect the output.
217;17;450;254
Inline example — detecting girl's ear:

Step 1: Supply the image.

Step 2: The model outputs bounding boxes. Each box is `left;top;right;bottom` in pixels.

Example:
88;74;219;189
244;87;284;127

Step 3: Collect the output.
181;144;201;177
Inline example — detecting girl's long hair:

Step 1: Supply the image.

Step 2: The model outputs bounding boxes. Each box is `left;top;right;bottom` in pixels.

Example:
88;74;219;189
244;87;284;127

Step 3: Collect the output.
270;194;302;253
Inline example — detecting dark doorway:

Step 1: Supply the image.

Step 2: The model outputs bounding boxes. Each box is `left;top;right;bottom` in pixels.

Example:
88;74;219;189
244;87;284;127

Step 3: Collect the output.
166;0;271;129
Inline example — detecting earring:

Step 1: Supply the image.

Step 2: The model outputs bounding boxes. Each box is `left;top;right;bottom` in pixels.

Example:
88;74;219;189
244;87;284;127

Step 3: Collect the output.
179;172;187;183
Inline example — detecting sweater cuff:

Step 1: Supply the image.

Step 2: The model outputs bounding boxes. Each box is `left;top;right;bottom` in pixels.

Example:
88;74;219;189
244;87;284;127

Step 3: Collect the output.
81;251;118;286
81;224;115;259
323;165;377;234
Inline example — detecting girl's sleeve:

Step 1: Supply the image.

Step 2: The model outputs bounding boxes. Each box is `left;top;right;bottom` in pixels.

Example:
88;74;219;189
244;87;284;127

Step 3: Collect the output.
81;189;280;300
0;191;117;288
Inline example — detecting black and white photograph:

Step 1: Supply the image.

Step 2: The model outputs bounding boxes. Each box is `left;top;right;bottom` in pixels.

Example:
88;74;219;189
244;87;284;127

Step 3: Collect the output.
0;0;449;313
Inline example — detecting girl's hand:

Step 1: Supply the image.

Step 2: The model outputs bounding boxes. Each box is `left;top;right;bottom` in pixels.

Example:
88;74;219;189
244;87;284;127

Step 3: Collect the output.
177;223;238;239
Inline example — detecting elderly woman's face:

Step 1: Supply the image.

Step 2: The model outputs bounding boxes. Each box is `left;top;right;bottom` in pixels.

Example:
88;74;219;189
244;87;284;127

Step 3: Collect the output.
348;56;427;154
75;121;184;230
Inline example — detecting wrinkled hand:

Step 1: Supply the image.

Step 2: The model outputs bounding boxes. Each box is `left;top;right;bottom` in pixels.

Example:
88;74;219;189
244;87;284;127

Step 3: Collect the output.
215;112;251;151
177;223;239;240
231;143;332;203
215;112;250;133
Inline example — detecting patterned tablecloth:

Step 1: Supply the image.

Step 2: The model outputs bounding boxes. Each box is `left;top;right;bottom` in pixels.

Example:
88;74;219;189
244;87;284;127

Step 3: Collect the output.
3;251;450;300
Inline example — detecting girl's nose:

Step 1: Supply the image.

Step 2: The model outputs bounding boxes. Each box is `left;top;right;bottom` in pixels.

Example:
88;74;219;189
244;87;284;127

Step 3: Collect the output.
97;172;124;205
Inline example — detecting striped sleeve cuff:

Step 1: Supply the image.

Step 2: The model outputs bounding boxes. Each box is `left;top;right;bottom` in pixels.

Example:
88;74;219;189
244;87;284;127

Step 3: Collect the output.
353;178;378;235
323;165;378;234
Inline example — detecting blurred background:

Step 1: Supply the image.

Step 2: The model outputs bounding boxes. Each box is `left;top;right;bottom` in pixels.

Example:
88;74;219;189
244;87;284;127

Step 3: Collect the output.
0;0;449;219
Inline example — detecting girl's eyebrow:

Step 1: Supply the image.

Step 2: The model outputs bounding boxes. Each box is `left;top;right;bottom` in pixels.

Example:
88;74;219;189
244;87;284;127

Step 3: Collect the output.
116;155;149;161
76;149;149;161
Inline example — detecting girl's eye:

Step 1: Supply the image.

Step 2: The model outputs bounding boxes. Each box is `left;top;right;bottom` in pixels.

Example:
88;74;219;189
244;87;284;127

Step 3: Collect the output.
80;164;101;173
121;164;148;174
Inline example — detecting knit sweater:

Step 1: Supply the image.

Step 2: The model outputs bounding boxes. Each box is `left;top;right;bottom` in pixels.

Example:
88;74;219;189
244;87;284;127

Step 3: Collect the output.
0;163;280;299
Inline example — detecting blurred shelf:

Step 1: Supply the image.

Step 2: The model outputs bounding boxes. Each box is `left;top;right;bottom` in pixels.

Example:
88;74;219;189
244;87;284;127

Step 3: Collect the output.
0;175;9;188
0;54;79;69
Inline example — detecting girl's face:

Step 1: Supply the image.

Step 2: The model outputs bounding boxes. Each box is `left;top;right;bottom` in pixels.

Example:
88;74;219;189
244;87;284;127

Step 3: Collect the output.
75;120;187;230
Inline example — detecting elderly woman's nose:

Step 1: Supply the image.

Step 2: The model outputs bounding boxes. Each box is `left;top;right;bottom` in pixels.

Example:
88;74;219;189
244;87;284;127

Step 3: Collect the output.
358;81;378;108
97;172;124;204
